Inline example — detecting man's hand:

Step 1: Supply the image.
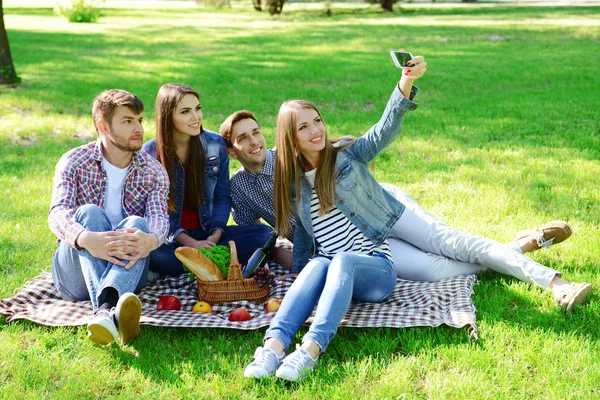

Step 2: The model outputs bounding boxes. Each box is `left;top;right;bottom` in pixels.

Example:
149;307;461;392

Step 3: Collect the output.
76;230;129;268
110;228;160;269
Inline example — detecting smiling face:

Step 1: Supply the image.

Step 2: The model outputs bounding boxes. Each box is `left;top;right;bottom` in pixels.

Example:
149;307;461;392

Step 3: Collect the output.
295;107;326;163
99;105;144;154
228;118;267;173
172;93;202;140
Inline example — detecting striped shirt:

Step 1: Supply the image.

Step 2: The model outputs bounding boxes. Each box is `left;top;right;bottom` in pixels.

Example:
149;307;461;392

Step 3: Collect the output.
305;170;392;260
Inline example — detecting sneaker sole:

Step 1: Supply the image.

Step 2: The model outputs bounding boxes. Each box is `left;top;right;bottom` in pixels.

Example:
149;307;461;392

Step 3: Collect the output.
87;321;117;345
116;293;142;344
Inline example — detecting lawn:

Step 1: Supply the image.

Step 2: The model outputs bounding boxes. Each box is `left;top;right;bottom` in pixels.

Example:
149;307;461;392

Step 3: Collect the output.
1;3;599;399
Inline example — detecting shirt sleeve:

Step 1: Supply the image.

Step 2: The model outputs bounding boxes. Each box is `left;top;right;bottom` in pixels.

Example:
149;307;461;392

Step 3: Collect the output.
144;162;170;246
48;154;86;248
231;179;261;226
346;85;418;164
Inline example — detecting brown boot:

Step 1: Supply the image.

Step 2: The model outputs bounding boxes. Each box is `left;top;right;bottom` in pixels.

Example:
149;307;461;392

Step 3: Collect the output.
513;220;572;252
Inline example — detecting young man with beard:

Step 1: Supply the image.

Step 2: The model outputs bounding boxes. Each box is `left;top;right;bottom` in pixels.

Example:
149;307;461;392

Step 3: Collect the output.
219;110;590;311
49;89;170;345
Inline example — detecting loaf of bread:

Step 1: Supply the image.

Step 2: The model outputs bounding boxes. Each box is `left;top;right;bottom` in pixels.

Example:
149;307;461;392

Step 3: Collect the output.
175;247;224;281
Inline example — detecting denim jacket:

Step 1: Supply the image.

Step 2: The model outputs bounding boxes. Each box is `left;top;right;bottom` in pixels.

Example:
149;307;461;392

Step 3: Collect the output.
291;86;418;272
143;129;231;242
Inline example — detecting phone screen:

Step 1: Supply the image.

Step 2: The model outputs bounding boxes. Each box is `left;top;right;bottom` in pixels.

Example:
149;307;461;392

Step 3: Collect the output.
391;51;412;69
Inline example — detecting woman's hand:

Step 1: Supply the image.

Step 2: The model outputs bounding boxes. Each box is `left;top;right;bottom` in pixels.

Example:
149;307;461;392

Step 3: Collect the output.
195;239;216;249
398;52;427;99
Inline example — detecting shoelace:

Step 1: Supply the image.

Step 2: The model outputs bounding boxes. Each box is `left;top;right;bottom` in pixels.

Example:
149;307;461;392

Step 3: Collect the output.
253;348;278;365
285;347;314;371
95;307;116;320
536;235;555;249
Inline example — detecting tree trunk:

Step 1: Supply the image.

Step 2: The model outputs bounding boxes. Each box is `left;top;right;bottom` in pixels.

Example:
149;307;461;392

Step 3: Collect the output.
380;0;393;12
0;0;19;84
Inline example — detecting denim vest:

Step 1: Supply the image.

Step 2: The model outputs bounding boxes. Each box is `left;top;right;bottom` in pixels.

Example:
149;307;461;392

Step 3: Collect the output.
143;130;231;242
291;87;418;272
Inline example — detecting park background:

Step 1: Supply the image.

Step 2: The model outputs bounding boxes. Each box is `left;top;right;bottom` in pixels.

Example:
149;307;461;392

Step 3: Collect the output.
1;0;599;398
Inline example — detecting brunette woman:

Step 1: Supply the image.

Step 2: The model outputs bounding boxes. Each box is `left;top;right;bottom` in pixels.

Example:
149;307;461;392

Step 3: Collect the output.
144;84;272;276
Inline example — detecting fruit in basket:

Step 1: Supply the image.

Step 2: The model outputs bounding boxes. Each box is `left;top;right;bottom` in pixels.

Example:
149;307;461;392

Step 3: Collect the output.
192;301;212;313
265;298;282;313
175;247;224;281
156;295;181;311
253;267;277;288
228;307;252;322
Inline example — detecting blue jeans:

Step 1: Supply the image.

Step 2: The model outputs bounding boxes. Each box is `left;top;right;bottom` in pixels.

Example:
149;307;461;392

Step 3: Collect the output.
51;205;150;311
149;224;273;276
265;252;397;353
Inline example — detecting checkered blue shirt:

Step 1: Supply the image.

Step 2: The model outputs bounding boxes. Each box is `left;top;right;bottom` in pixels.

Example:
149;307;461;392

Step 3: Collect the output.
230;149;295;241
49;141;170;248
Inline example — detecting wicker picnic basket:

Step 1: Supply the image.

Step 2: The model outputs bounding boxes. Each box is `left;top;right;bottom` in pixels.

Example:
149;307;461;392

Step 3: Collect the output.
197;241;270;305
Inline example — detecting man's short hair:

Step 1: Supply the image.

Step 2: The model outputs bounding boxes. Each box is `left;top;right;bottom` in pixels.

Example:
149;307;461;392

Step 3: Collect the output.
91;89;144;133
219;110;258;148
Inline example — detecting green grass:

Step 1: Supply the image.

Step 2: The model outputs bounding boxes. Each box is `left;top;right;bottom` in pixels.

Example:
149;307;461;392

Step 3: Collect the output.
1;3;600;399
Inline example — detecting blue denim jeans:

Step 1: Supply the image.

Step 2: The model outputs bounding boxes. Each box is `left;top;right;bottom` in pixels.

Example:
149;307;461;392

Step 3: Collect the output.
149;224;273;276
51;205;150;311
265;252;396;353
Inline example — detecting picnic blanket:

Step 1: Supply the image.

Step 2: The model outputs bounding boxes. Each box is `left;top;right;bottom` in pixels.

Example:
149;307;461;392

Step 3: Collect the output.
0;265;477;335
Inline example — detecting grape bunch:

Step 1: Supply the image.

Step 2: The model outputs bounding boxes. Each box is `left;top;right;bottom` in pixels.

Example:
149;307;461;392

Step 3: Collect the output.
253;267;276;288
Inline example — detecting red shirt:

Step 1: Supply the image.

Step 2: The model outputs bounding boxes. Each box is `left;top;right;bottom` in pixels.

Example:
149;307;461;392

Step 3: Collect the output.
180;193;200;231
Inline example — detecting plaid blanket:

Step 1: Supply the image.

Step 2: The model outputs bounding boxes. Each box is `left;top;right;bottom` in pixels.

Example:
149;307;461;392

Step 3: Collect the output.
0;265;477;335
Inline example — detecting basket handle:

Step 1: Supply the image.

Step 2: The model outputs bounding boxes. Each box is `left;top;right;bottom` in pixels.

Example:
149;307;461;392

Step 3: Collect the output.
227;241;243;281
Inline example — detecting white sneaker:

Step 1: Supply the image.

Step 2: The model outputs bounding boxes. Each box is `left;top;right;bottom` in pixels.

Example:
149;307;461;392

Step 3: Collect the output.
275;344;318;381
115;293;142;345
87;308;118;345
244;346;284;378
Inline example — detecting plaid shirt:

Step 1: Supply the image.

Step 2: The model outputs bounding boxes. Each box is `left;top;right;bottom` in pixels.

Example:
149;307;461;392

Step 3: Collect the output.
230;149;295;241
48;141;170;248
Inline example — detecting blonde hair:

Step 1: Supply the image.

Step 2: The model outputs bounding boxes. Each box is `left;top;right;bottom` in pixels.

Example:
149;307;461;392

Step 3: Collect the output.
274;100;355;237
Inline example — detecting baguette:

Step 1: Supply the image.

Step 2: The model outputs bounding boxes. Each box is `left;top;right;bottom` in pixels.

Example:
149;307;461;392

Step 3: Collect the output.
175;247;224;281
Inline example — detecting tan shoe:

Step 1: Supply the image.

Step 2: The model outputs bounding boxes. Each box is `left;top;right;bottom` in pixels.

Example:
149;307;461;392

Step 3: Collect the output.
115;293;142;345
513;220;572;251
555;283;592;312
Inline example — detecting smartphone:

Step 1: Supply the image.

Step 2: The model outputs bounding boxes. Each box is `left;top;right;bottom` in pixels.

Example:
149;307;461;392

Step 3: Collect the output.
390;51;413;69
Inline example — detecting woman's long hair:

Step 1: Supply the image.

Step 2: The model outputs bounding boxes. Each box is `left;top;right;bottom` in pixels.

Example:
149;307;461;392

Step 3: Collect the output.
155;83;206;213
274;100;355;237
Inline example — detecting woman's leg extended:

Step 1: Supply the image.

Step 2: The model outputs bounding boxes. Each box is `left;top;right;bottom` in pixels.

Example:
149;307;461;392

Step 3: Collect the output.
303;252;396;353
391;207;558;289
389;238;485;281
264;257;331;351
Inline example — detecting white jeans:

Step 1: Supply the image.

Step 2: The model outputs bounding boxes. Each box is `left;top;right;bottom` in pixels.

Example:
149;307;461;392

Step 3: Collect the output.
382;184;558;289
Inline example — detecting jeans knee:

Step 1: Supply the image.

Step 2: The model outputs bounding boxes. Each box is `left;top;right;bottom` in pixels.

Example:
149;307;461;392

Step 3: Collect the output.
75;204;111;231
76;204;104;219
120;216;148;232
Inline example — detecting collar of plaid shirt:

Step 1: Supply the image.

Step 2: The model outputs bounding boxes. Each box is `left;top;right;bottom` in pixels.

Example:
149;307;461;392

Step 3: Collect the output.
85;140;147;170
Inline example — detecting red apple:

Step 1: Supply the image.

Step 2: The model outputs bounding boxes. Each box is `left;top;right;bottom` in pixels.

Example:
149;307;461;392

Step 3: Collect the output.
228;307;252;322
265;298;283;313
156;295;181;311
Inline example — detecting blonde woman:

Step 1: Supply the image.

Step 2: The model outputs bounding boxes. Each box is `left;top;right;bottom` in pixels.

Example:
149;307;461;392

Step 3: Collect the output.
244;53;427;381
